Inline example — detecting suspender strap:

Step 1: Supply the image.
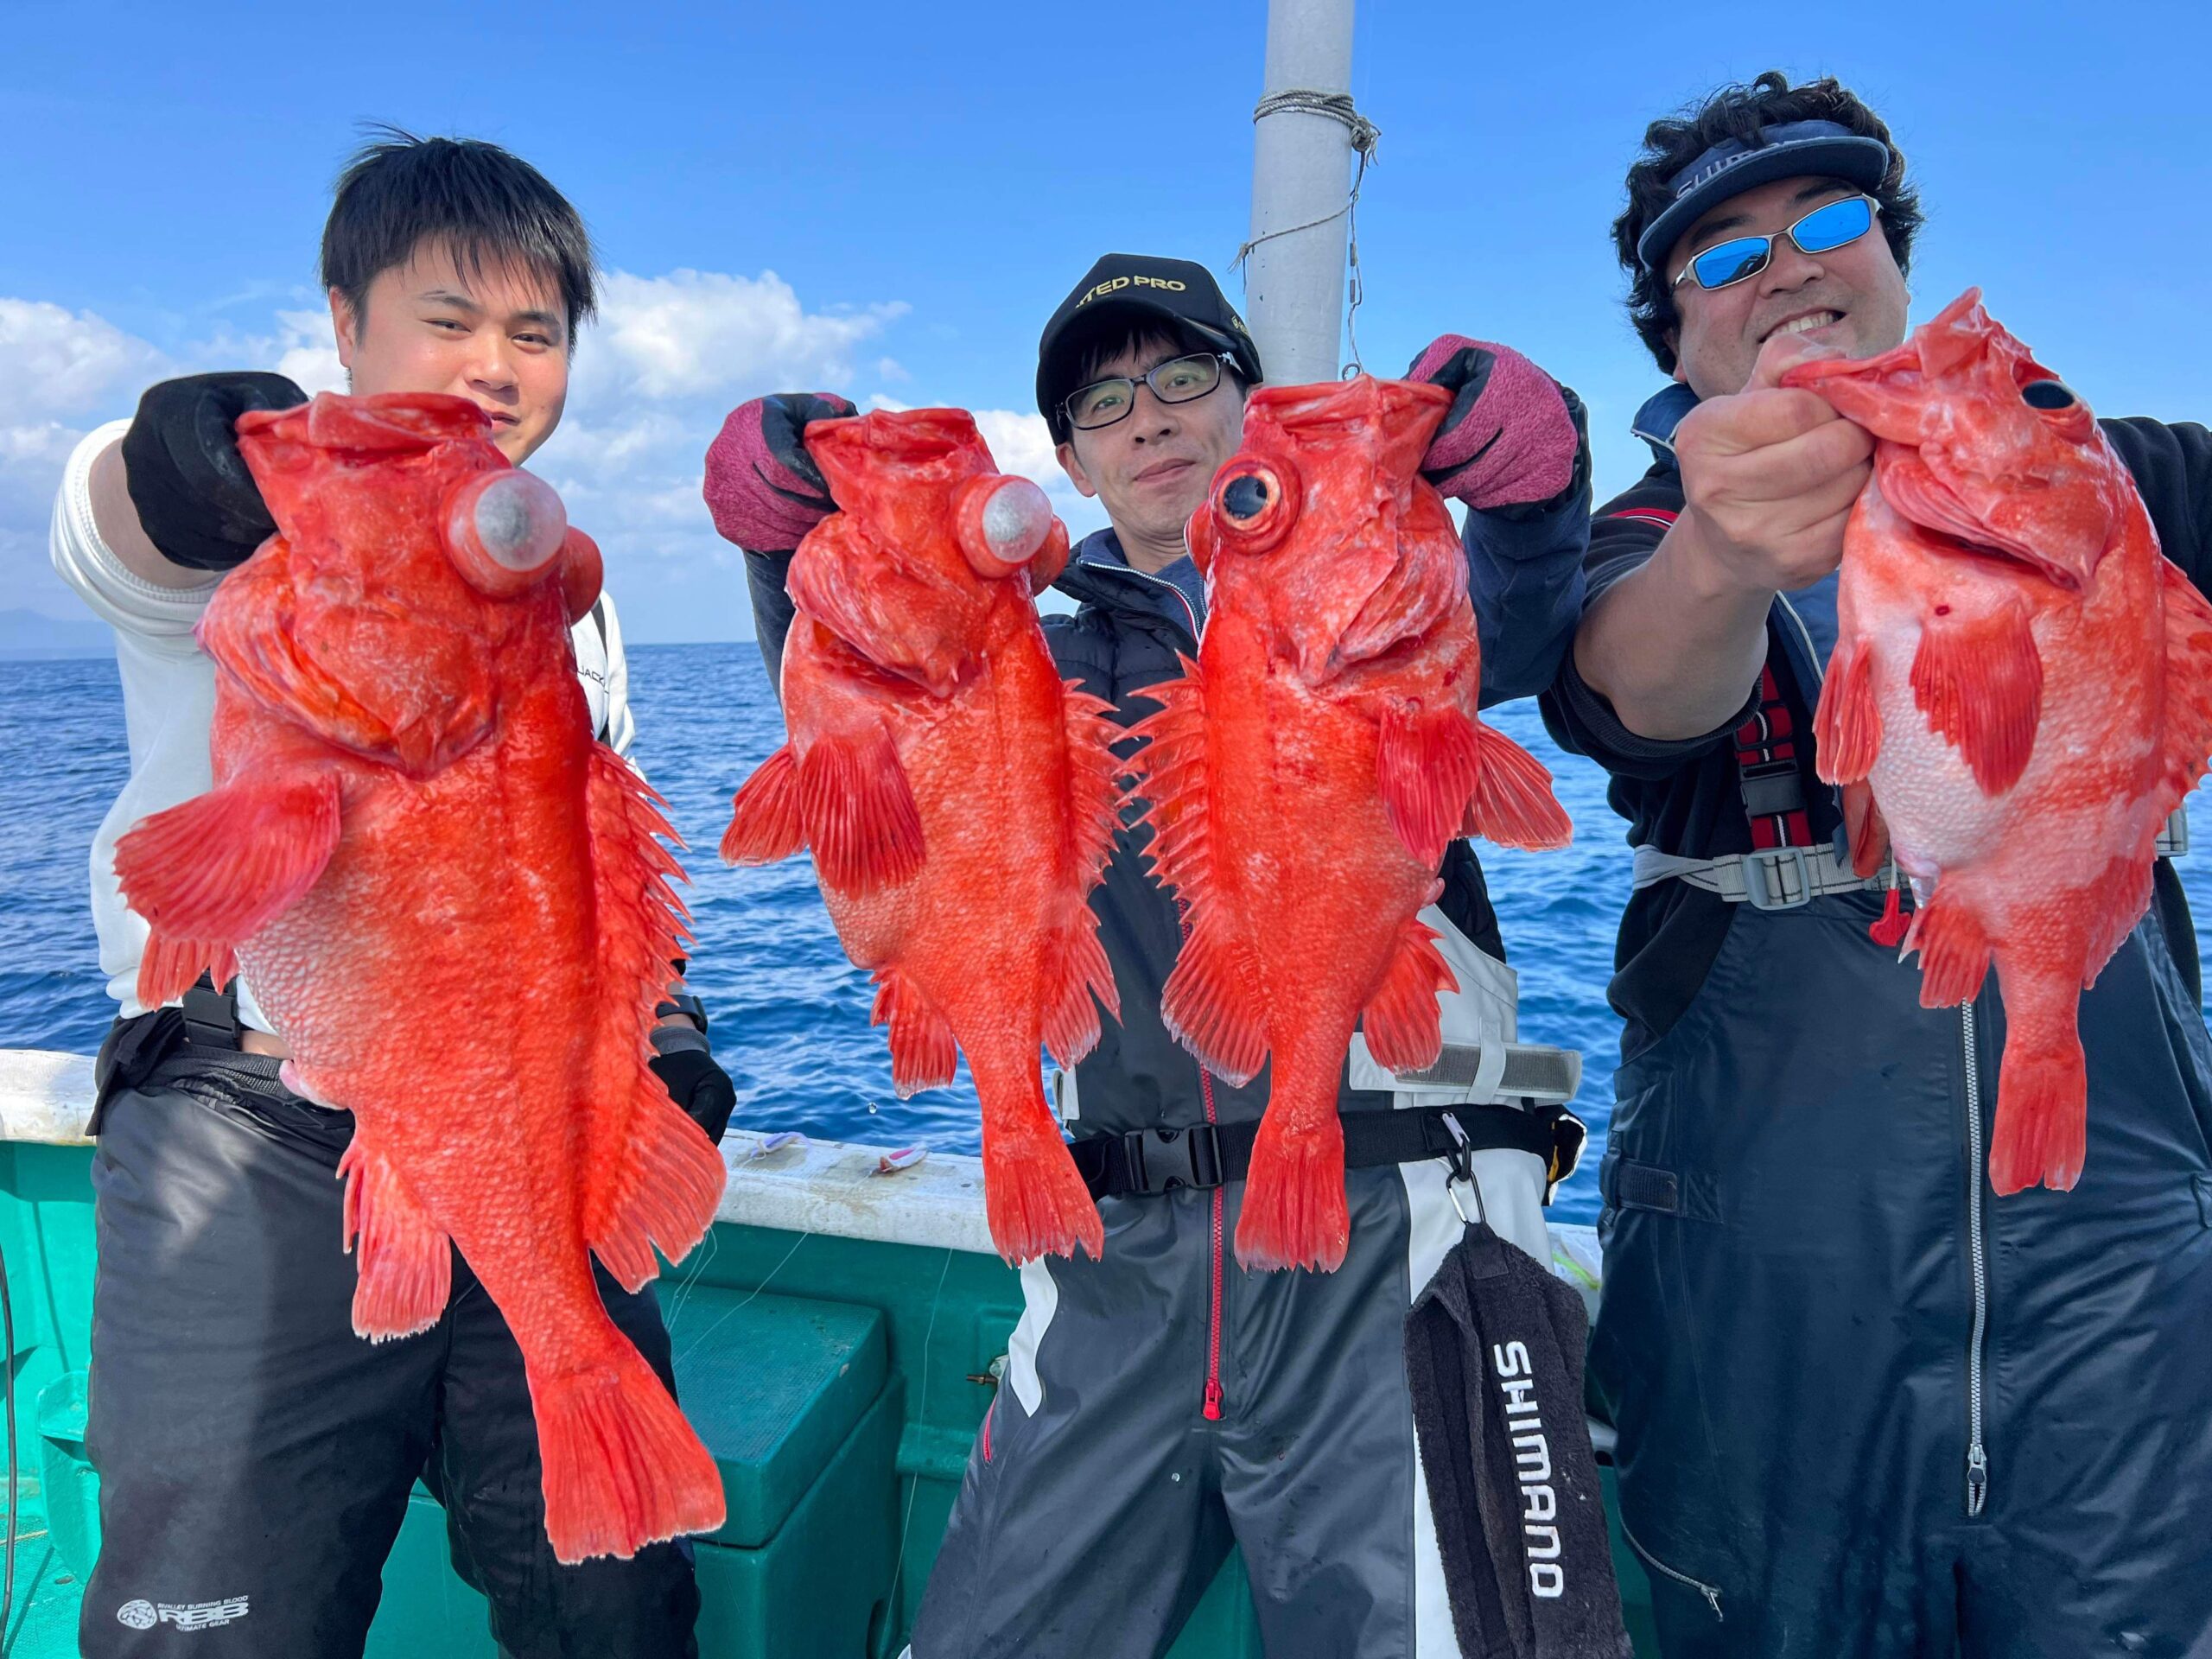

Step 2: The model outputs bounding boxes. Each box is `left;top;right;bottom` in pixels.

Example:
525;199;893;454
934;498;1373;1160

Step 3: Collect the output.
1070;1103;1577;1203
1733;663;1813;849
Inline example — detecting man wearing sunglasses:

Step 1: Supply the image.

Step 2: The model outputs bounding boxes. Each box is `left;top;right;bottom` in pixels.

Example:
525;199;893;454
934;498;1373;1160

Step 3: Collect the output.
707;251;1595;1656
1548;71;2212;1657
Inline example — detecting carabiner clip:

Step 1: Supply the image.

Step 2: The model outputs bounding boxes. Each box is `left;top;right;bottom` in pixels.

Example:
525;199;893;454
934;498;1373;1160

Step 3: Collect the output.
1440;1111;1486;1229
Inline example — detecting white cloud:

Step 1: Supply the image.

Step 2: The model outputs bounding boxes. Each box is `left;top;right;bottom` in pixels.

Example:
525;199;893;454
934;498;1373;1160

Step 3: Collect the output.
587;269;906;404
0;299;168;422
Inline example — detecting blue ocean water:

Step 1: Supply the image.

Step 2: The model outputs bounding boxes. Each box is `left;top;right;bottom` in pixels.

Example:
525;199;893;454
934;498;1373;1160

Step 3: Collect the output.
12;644;2212;1229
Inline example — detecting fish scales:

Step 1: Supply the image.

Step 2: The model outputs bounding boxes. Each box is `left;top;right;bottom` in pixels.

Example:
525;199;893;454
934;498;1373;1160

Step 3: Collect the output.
112;391;727;1563
1130;376;1572;1274
722;408;1121;1265
1786;291;2212;1194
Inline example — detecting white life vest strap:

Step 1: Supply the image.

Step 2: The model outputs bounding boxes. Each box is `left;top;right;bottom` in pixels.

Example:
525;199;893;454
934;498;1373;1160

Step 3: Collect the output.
1635;805;2190;910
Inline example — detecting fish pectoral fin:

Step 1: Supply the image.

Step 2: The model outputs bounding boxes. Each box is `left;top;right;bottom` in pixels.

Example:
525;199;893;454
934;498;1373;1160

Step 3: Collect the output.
114;769;343;1007
869;965;959;1096
1463;716;1573;853
721;744;807;867
2157;559;2212;802
1376;703;1484;866
1815;640;1884;785
1160;912;1268;1088
1909;598;2043;796
1360;913;1455;1073
796;723;925;897
338;1137;452;1342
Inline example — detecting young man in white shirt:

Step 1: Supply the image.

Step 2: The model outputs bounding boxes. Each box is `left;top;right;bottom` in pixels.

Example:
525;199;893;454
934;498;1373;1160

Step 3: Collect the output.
52;130;733;1657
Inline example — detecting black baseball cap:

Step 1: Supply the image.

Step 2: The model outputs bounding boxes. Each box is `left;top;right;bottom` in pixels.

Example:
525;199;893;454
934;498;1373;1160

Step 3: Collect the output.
1635;118;1892;274
1036;253;1264;442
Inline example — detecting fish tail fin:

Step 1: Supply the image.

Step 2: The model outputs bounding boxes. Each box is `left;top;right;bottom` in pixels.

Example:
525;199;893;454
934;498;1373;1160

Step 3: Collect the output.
1910;596;2043;795
116;771;342;1005
2157;559;2212;805
795;723;926;896
1360;912;1455;1073
868;964;959;1096
1903;889;1992;1007
584;746;722;1294
535;1343;725;1565
721;743;807;867
970;1046;1104;1264
1463;717;1573;852
1986;966;2088;1196
1236;1062;1351;1274
338;1137;453;1341
1815;640;1884;785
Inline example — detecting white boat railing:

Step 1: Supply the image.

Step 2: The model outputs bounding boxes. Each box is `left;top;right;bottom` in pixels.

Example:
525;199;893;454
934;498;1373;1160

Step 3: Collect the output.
0;1048;1604;1297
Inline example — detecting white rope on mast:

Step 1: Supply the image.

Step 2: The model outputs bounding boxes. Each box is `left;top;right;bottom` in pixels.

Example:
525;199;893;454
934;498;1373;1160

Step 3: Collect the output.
1231;88;1380;375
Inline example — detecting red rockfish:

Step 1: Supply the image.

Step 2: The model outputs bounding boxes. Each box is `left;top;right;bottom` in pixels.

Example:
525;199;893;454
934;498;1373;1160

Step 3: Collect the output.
1787;290;2212;1193
721;409;1122;1264
113;393;728;1562
1129;376;1573;1273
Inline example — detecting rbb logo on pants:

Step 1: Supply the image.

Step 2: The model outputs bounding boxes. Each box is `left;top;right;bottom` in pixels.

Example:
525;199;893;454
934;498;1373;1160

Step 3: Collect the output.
115;1596;251;1632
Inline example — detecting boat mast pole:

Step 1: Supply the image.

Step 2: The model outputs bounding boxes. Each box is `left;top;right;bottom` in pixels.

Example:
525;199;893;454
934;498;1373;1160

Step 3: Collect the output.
1243;0;1360;386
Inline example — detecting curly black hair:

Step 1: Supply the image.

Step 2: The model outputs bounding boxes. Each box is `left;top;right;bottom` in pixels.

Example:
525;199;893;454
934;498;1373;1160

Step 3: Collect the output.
1616;73;1924;375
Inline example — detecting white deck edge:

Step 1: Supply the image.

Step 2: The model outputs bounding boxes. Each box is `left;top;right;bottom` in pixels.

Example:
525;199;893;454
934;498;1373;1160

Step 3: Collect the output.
0;1049;1601;1287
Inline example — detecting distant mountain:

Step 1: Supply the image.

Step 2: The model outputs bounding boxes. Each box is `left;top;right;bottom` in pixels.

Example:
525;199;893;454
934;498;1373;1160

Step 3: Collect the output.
0;609;114;659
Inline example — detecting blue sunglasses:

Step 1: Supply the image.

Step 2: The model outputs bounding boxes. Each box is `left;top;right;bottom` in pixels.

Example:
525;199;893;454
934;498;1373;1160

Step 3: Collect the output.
1672;196;1882;292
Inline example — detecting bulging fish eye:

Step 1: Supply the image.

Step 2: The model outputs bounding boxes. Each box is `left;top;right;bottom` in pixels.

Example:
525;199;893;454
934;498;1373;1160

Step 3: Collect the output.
1212;460;1297;550
444;469;569;596
2021;378;2078;411
954;474;1058;576
1223;474;1272;520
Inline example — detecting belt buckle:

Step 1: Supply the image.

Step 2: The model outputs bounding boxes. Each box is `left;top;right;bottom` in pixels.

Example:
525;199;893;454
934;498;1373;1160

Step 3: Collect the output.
1737;845;1812;911
1122;1125;1223;1193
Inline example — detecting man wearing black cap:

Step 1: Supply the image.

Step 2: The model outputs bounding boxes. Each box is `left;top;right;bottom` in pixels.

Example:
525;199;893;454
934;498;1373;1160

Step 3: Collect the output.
707;252;1596;1657
1548;72;2212;1656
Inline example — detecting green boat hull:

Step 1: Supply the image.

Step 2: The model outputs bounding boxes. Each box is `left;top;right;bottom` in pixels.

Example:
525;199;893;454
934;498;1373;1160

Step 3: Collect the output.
0;1128;1658;1656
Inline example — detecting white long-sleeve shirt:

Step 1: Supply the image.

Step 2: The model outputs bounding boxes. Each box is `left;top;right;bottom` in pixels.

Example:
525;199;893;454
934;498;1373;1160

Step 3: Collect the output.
50;418;639;1028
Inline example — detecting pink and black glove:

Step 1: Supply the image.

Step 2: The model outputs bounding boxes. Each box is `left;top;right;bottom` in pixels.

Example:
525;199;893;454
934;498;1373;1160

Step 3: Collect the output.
702;391;859;552
1408;337;1585;512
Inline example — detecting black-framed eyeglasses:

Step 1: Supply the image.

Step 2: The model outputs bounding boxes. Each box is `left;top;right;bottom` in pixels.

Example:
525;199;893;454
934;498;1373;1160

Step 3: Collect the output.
1063;352;1232;432
1672;195;1882;292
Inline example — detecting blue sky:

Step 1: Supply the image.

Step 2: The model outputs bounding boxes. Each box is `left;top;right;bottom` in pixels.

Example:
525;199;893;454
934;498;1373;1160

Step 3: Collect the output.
4;0;2204;642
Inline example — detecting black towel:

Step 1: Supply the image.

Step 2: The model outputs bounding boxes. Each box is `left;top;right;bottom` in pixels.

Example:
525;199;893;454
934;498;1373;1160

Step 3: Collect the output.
1405;1220;1632;1659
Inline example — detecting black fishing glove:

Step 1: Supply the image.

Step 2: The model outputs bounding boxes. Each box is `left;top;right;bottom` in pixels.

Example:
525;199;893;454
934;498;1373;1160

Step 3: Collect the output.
650;1026;738;1146
120;371;309;571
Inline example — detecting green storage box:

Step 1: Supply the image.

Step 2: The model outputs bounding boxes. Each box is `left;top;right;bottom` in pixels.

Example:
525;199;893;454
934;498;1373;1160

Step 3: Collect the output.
664;1287;887;1548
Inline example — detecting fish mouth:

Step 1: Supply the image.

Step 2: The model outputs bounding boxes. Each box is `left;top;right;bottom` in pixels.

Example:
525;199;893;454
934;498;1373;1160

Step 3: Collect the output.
1762;308;1847;346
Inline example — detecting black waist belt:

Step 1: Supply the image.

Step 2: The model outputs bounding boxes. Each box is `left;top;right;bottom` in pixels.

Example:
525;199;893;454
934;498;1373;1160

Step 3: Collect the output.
1071;1103;1583;1203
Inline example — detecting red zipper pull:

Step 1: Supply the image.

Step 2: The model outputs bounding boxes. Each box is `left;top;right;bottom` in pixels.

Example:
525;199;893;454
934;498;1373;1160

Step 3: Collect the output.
1203;1376;1224;1421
